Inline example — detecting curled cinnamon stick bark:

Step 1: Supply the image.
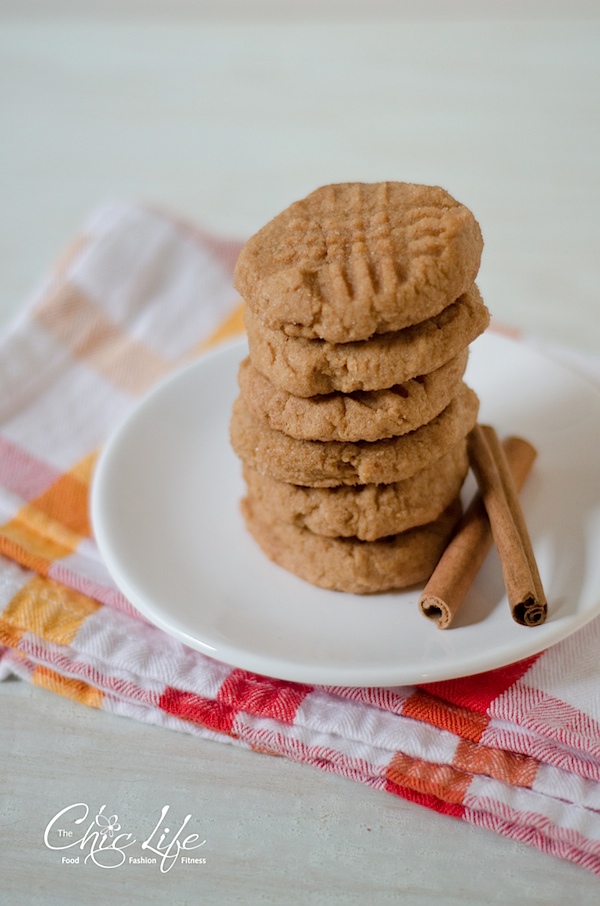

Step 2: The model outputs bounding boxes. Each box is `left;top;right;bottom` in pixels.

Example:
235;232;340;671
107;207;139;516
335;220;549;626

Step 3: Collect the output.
475;425;547;626
419;432;542;629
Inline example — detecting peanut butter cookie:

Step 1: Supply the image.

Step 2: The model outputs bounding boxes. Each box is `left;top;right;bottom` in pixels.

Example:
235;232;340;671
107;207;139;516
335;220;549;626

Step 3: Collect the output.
241;496;462;593
235;182;483;343
242;440;468;541
238;350;468;443
230;383;479;487
245;285;488;397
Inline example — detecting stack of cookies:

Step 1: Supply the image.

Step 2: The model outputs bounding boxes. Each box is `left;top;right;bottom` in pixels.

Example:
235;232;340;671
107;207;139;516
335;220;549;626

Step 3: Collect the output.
230;182;489;593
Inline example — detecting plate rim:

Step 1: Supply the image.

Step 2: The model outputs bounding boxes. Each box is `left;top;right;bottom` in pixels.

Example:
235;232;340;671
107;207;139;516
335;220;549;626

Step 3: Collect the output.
91;331;600;687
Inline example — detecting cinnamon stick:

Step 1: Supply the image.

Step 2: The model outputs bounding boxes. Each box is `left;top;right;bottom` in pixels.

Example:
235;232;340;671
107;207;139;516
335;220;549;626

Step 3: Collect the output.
476;425;547;626
419;432;541;629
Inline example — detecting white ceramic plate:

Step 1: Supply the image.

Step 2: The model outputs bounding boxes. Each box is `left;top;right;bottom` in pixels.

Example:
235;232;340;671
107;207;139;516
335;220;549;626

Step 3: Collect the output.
91;332;600;687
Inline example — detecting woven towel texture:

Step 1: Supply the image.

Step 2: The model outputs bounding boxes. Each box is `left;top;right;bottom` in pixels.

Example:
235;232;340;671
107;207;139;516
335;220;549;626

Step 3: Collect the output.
1;203;600;875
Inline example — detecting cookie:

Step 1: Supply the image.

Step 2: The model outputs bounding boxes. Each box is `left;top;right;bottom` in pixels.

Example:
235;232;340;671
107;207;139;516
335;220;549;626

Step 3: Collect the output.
245;285;488;397
241;496;462;594
230;382;479;487
235;182;483;343
238;349;468;443
242;440;468;541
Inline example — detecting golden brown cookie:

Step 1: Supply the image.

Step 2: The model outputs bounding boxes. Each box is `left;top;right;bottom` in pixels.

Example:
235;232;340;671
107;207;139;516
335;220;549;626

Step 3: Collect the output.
238;350;468;443
230;383;479;487
235;182;483;343
242;440;468;541
241;496;462;593
245;285;488;397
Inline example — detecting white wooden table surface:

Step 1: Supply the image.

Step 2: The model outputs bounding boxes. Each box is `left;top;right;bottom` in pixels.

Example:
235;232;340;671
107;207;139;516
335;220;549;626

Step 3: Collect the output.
1;4;600;903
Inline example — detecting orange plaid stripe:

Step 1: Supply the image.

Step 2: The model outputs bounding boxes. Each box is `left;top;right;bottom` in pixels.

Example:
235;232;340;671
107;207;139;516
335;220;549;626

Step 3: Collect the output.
0;620;25;649
0;300;246;582
33;281;171;396
402;690;490;743
0;522;69;575
386;750;471;806
33;664;104;708
1;574;100;646
29;452;96;536
453;737;539;787
0;299;246;627
0;452;98;573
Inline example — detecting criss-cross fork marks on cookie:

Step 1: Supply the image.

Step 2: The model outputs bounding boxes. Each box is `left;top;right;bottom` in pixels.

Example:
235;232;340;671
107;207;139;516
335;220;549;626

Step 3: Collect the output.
278;183;453;302
235;182;483;343
231;181;486;591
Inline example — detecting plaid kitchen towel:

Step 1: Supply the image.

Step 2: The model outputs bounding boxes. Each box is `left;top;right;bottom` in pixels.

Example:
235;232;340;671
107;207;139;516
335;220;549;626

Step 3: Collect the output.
1;202;600;874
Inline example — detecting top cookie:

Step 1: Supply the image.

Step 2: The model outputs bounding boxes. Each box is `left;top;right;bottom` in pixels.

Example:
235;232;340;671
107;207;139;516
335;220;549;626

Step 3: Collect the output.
235;182;483;343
